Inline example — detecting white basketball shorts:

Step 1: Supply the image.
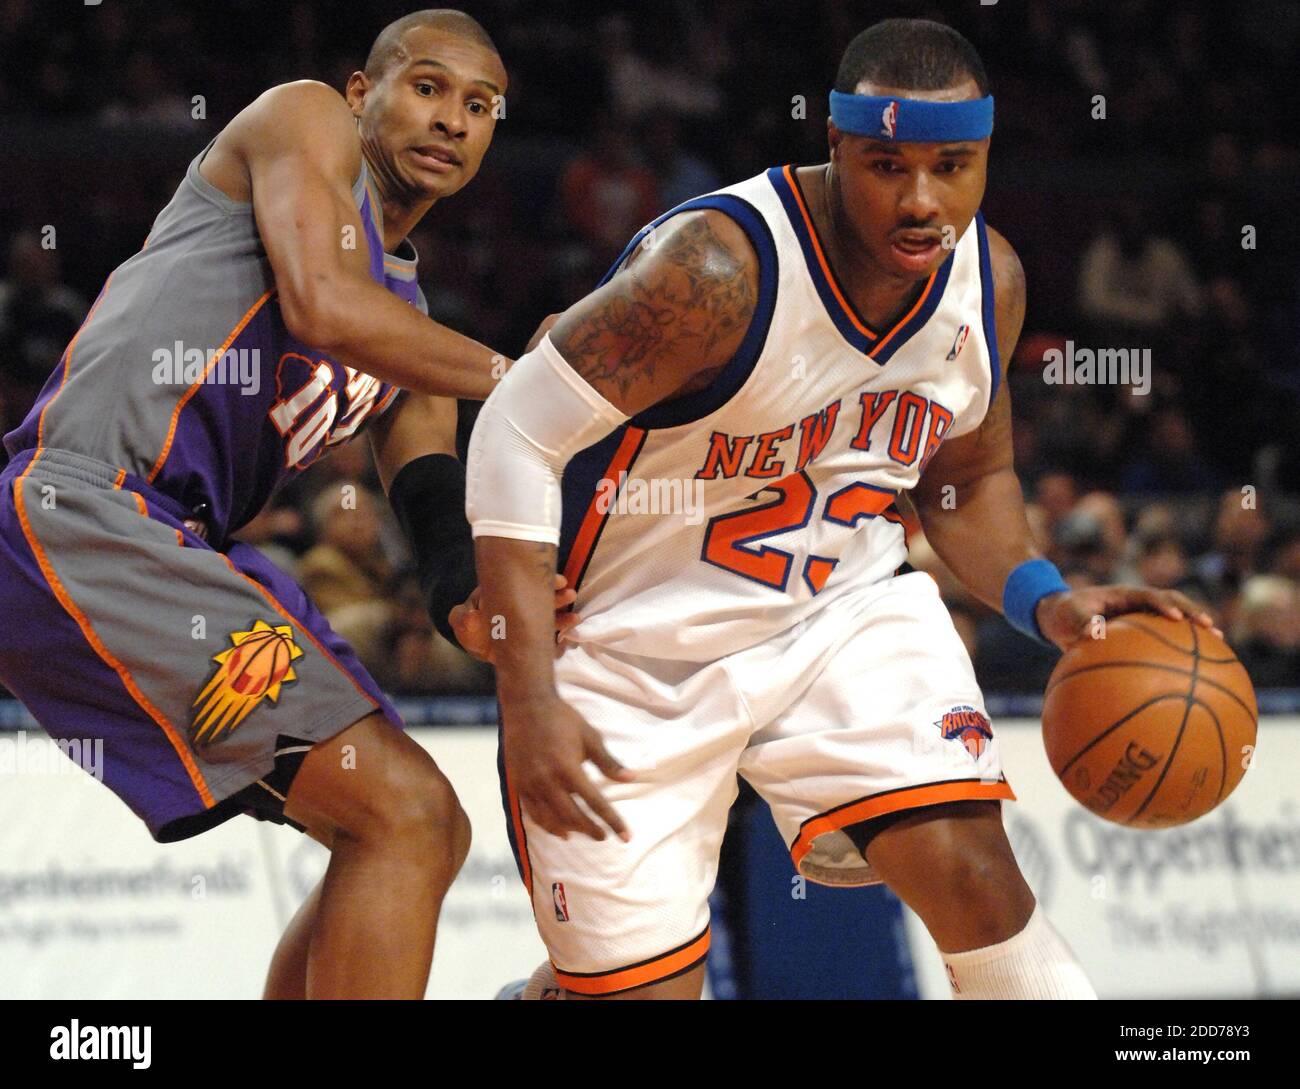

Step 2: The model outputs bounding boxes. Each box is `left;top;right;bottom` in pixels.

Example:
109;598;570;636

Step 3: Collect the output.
498;570;1016;995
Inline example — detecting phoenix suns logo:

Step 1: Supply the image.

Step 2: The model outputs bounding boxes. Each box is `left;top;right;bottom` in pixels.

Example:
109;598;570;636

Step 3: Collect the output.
192;620;304;744
936;705;993;759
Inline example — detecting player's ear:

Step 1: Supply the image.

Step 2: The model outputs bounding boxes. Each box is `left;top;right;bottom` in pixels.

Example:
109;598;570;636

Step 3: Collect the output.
827;119;844;160
344;71;371;118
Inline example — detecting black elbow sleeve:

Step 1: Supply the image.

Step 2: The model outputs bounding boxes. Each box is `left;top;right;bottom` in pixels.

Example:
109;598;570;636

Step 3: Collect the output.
387;453;478;650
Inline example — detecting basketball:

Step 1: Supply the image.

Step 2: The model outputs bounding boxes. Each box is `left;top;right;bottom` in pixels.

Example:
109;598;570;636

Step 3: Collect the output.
1042;614;1258;829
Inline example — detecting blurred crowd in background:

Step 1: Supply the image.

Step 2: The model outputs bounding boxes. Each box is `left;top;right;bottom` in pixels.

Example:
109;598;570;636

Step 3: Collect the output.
1;0;1297;694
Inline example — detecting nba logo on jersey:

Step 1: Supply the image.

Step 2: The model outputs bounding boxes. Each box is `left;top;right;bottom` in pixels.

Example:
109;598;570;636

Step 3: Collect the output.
881;100;899;138
552;882;570;922
946;324;970;360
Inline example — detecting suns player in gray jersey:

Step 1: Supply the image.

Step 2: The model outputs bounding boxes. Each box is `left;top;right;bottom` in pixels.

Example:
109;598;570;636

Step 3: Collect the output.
0;10;575;999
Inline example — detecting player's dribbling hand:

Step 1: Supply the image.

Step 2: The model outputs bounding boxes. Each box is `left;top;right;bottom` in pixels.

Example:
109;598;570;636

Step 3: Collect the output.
1035;585;1222;651
501;696;635;842
450;575;579;663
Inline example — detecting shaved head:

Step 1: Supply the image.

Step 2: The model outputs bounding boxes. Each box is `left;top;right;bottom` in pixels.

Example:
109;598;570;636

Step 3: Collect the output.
348;7;505;210
364;8;499;79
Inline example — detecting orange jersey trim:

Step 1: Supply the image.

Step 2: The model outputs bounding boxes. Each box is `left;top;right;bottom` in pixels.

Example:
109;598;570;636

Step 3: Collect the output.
553;926;710;996
146;290;274;485
790;777;1016;871
35;270;120;453
503;766;534;897
780;165;936;351
363;178;385;243
561;426;646;589
373;384;401;417
869;277;937;357
12;458;215;807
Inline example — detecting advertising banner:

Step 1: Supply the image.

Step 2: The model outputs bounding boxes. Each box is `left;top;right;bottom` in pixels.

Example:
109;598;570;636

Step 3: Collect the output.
0;728;546;999
905;719;1300;999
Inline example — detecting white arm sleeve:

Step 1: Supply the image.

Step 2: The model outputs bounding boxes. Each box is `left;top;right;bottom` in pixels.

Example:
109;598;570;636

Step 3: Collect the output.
466;334;631;544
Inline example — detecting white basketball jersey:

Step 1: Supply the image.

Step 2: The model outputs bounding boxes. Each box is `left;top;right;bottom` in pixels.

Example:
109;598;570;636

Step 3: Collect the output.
556;165;1000;661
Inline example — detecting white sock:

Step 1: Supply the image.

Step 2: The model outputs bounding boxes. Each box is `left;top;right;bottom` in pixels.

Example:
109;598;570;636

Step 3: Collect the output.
521;961;563;1000
941;904;1097;999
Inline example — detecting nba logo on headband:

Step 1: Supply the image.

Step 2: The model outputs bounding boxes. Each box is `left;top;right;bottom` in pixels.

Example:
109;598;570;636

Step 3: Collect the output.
881;100;898;139
830;91;994;142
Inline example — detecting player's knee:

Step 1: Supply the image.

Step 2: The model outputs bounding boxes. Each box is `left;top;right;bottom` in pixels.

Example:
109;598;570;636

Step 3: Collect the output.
872;804;1022;910
926;847;1006;903
907;841;1031;937
336;756;467;859
380;768;465;845
449;802;472;873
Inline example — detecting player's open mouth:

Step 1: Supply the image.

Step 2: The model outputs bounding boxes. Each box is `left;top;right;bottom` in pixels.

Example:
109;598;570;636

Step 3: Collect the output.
411;146;461;173
889;230;942;272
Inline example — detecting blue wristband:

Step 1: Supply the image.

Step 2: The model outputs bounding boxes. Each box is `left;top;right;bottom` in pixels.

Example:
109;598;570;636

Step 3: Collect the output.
1002;558;1069;645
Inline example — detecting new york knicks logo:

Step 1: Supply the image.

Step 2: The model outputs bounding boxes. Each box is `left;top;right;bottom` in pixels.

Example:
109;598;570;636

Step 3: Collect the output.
881;100;899;139
936;705;993;759
192;620;304;745
946;324;970;360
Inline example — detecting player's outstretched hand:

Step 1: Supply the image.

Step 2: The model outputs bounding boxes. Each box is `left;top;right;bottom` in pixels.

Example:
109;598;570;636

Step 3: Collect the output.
450;575;580;663
501;695;635;842
1035;585;1222;650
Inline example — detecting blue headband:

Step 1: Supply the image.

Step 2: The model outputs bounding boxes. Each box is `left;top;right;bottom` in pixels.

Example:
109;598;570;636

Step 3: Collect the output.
829;91;994;142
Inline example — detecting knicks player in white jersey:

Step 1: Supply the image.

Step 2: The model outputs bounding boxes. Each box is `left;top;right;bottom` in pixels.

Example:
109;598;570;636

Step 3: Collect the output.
466;18;1215;999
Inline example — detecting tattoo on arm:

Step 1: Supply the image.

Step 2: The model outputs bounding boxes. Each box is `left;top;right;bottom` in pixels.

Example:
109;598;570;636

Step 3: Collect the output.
551;214;757;405
533;541;556;584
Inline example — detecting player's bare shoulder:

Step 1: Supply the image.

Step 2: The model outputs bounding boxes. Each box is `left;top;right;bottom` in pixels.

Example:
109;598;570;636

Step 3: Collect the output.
202;80;362;204
550;208;760;411
983;224;1026;361
235;80;362;171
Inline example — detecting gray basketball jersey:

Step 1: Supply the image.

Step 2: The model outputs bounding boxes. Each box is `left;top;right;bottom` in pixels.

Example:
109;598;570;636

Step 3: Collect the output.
5;139;422;540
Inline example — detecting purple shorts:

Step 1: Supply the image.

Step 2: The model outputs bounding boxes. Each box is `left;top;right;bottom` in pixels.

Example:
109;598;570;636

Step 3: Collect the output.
0;447;402;841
